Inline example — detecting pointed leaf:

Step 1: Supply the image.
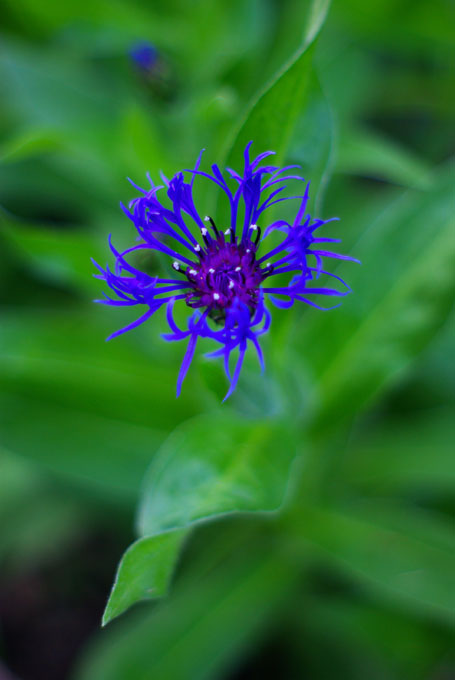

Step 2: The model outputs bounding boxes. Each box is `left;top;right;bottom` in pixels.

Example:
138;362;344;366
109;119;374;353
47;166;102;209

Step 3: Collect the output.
81;538;295;678
102;529;186;626
223;0;331;168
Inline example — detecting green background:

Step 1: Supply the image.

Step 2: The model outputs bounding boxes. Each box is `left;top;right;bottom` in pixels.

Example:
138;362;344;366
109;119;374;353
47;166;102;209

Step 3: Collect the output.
0;0;453;678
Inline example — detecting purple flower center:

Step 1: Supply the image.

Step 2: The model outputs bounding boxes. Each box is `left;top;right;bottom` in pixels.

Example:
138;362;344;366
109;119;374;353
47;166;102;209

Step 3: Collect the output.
172;218;272;321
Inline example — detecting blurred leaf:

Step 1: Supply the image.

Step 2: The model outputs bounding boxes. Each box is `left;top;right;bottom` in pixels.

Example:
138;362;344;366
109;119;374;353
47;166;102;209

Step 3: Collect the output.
303;0;331;48
78;538;294;679
343;407;455;493
0;40;118;132
301;594;451;680
301;164;455;434
401;312;455;409
0;490;83;570
0;310;201;499
120;105;168;178
0;218;102;293
289;504;455;624
138;413;297;536
223;0;331;169
1;0;150;36
0;392;164;501
102;529;186;625
0;447;85;570
332;0;453;54
337;127;433;189
0;446;41;513
199;356;286;418
287;74;335;213
0;128;62;163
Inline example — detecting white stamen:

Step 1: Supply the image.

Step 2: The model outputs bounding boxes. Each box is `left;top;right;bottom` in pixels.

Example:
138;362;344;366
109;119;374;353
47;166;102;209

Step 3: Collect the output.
246;249;251;253
224;228;231;235
229;280;234;289
201;227;208;236
172;261;180;270
208;268;215;273
266;262;271;268
213;293;220;301
189;269;198;276
235;266;241;272
204;216;210;222
194;244;201;252
250;223;258;230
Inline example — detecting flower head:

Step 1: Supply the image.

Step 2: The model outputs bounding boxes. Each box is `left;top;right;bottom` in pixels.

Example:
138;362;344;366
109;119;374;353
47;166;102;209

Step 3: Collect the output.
129;42;159;71
94;143;358;399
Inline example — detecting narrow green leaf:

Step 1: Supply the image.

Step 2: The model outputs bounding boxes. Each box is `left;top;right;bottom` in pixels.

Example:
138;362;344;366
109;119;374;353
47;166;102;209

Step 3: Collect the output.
337;127;433;189
303;596;450;680
289;505;455;623
138;414;297;536
223;0;331;169
343;408;455;493
286;74;336;214
301;166;455;433
0;218;102;293
0;392;164;500
0;128;62;163
102;530;186;626
303;0;331;48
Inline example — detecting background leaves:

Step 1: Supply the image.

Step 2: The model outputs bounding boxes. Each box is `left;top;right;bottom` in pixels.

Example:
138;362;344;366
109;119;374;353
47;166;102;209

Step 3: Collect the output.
0;0;453;678
300;165;455;436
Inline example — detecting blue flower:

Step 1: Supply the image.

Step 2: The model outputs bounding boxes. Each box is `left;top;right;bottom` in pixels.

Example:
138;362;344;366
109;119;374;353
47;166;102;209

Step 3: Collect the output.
94;143;358;399
129;42;159;71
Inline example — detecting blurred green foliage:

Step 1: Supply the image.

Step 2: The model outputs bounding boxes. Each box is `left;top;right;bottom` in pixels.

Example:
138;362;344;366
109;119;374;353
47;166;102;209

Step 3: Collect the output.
0;0;454;678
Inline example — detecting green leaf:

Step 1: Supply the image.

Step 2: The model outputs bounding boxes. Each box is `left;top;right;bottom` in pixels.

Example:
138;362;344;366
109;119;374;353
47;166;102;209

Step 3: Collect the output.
0;218;103;293
138;413;297;536
102;530;186;626
337;127;433;189
302;595;450;680
0;310;200;499
342;407;455;493
289;504;455;624
0;40;118;132
81;536;295;679
0;391;164;501
286;74;336;214
0;447;86;571
223;0;331;169
301;165;455;434
104;412;298;622
0;128;62;163
303;0;332;48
